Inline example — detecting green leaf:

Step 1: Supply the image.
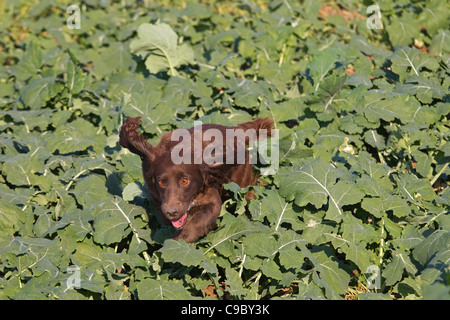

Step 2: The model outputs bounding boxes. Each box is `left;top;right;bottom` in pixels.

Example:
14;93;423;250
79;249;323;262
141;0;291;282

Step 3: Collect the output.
2;154;34;187
129;23;194;75
362;92;415;124
413;231;450;266
277;159;336;208
417;1;449;36
249;188;302;230
386;16;419;47
20;77;61;109
308;48;338;92
419;247;450;285
429;30;450;56
159;239;205;267
410;150;433;178
341;214;376;244
301;211;337;245
383;196;411;218
225;268;247;297
361;197;382;218
93;196;145;245
390;226;423;251
14;41;44;82
241;232;277;259
3;109;53;132
358;293;393;300
67;60;85;95
0;236;64;282
122;181;146;201
276;158;363;221
311;246;350;298
72;175;110;208
70;240;104;269
100;42;133;73
46;118;107;154
396;173;436;203
338;214;376;272
296;282;327;300
382;253;417;286
396;76;445;104
203;214;266;256
136;278;194;300
260;258;284;280
105;283;131;300
421;282;450;300
390;47;440;81
363;129;386;150
0;202;22;234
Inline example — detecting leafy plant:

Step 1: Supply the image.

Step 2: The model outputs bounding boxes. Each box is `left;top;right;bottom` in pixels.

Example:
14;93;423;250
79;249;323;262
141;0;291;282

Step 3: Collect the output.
130;23;194;76
0;0;448;300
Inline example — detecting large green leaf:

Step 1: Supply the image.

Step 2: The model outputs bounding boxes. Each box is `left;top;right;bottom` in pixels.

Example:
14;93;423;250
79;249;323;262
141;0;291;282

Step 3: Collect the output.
20;77;62;109
93;196;146;245
389;47;440;81
276;158;364;221
249;188;303;231
361;91;416;124
385;16;420;47
136;278;195;300
129;23;194;75
382;252;417;286
72;174;110;208
0;203;23;234
311;246;351;299
203;214;266;256
46;118;107;154
413;231;450;266
159;239;205;267
307;48;339;92
14;42;44;82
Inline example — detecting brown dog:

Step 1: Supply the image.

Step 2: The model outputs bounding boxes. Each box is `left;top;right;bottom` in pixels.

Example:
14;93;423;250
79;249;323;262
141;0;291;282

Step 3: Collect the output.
119;117;273;243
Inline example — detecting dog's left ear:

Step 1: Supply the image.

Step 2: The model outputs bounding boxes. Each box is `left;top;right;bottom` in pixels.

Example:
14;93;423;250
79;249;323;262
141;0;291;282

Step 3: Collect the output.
200;162;233;187
200;131;248;186
201;148;242;187
119;117;154;161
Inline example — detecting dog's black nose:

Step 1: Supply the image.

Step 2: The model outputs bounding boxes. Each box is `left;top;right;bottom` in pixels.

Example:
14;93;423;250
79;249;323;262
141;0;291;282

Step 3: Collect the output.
161;205;179;216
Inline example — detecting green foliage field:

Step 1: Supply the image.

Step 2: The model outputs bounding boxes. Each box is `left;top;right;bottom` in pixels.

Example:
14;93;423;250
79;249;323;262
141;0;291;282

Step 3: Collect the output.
0;0;449;300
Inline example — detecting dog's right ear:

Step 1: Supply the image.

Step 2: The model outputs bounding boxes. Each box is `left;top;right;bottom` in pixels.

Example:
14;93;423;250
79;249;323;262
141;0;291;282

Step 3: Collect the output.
119;117;153;160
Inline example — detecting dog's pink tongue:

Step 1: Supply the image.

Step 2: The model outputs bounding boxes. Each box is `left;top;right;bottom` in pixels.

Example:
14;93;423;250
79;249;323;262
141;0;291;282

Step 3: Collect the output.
170;212;188;229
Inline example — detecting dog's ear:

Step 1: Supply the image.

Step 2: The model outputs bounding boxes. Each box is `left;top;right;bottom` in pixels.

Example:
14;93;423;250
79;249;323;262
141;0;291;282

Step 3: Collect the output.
119;117;153;161
200;163;233;187
201;144;241;187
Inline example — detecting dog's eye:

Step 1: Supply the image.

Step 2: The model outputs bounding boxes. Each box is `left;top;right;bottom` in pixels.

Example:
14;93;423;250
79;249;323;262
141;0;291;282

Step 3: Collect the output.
158;180;166;187
180;178;190;185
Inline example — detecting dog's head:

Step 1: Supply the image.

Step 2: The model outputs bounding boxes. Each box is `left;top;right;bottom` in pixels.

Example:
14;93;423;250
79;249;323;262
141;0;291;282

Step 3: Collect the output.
151;152;204;227
119;117;234;228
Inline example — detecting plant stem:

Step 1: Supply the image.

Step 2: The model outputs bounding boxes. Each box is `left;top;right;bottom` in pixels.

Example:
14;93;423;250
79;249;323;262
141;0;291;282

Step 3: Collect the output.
158;47;175;76
379;217;385;265
430;162;449;186
65;169;87;191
